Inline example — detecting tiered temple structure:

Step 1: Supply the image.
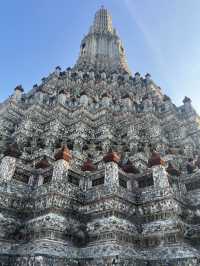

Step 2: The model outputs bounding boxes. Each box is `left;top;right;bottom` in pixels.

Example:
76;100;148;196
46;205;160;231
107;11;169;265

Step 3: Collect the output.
0;6;200;266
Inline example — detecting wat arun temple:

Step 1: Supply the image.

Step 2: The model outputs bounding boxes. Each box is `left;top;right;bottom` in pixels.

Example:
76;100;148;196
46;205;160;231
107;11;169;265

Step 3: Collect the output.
1;7;200;266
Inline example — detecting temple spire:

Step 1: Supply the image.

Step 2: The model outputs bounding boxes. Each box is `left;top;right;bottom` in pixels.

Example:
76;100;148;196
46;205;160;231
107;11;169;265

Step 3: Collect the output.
74;7;130;74
91;6;113;33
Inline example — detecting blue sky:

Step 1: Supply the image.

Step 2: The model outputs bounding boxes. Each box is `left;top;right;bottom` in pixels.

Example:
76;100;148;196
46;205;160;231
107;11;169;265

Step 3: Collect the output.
0;0;200;112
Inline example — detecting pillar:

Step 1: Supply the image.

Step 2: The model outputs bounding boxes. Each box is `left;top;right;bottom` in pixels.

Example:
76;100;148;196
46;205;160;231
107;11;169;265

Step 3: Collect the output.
37;175;44;186
80;94;89;107
52;159;70;182
105;161;119;187
53;146;72;182
35;90;44;104
0;156;16;181
103;151;120;188
58;90;67;105
127;179;132;191
152;165;170;189
13;85;24;102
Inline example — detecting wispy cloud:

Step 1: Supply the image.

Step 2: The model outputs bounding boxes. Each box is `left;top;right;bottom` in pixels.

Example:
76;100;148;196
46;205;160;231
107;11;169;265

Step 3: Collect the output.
123;0;200;113
124;0;165;68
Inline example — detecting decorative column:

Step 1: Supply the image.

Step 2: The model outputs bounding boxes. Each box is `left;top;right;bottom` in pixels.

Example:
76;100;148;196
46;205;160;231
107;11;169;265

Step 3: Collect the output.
0;156;16;181
101;92;111;108
122;160;139;191
80;93;89;107
152;165;170;189
103;151;120;188
145;73;151;84
73;137;84;156
148;151;170;189
127;125;139;154
35;157;51;186
13;85;24;102
183;96;193;113
143;97;153;112
52;146;72;182
0;143;21;181
81;159;96;189
58;90;67;105
35;87;44;104
55;66;61;76
28;174;35;186
122;95;132;112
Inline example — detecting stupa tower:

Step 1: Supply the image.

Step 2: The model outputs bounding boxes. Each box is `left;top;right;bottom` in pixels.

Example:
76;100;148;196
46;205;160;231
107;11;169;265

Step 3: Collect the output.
75;6;130;73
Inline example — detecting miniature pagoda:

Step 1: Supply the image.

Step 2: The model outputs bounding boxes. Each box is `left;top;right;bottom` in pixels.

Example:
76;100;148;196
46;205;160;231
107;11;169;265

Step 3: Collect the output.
0;6;200;266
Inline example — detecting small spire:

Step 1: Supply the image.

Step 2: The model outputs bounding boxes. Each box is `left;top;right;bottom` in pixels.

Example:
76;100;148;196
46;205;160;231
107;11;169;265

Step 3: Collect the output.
121;160;140;174
93;6;113;33
81;159;96;172
103;150;120;163
35;156;50;169
148;151;165;168
166;162;181;176
183;96;191;104
54;145;72;162
14;85;24;92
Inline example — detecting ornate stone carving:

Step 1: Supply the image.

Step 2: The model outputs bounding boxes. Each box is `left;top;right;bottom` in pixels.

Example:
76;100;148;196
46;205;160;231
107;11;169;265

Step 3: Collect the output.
0;6;200;266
